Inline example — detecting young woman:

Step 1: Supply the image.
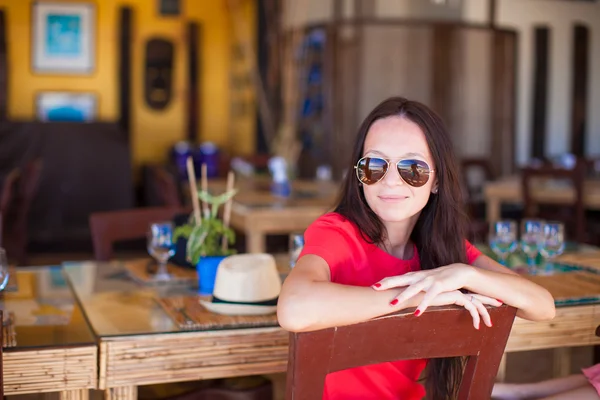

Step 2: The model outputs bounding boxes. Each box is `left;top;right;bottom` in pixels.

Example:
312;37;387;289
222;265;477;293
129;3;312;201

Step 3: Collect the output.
277;97;556;399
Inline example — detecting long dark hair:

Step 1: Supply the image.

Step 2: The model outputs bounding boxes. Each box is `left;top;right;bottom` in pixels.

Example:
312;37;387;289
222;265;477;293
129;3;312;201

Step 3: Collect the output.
334;97;469;399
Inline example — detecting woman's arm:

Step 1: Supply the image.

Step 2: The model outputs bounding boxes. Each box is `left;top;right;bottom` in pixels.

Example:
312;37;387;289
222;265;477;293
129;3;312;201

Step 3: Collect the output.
277;254;499;332
374;254;555;322
468;254;555;321
277;254;419;332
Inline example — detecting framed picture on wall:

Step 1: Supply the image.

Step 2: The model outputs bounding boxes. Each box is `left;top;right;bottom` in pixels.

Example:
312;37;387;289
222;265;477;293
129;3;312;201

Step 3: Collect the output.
36;91;97;122
32;2;95;74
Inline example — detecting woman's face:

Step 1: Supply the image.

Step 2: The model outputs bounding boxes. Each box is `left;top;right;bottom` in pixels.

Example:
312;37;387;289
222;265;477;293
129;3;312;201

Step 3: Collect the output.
360;116;437;224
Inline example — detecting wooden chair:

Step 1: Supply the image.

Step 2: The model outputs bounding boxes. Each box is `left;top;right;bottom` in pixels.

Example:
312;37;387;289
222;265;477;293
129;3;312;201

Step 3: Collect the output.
460;158;496;243
151;166;182;207
89;206;188;261
0;167;19;217
9;159;43;264
521;161;589;243
286;305;517;400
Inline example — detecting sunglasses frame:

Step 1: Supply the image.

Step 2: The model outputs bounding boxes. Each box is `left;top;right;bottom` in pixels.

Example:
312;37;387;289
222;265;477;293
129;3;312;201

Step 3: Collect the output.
354;156;435;187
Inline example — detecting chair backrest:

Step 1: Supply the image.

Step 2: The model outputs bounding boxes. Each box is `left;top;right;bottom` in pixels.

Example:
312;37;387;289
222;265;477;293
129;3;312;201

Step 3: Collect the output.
89;206;188;261
286;305;516;400
521;161;586;242
0;167;19;215
151;166;182;207
460;158;496;200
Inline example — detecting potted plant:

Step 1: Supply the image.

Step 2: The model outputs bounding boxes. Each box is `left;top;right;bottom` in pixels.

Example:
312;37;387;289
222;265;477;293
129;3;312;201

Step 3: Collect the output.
174;162;237;295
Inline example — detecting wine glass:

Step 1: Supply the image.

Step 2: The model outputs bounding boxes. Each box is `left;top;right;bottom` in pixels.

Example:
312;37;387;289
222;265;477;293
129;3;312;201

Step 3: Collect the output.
520;219;543;266
0;248;10;291
539;221;565;261
289;233;305;269
147;222;176;281
489;220;518;266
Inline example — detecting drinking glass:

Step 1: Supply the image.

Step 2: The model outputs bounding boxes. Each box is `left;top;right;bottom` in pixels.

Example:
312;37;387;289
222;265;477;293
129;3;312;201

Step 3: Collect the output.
0;248;9;291
520;219;543;266
147;222;176;281
539;221;565;260
489;220;518;266
289;233;305;269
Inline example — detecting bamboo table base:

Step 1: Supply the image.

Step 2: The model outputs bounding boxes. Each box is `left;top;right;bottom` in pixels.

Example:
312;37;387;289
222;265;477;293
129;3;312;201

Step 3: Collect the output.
99;327;289;399
3;346;97;396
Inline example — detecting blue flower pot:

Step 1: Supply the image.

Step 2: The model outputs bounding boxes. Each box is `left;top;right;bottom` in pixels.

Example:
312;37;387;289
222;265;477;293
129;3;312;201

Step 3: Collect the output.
196;255;227;295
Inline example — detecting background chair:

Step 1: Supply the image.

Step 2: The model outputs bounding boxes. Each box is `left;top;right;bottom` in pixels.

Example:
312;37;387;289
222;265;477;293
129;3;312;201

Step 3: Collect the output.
521;160;599;244
89;206;188;261
460;158;496;242
286;305;517;400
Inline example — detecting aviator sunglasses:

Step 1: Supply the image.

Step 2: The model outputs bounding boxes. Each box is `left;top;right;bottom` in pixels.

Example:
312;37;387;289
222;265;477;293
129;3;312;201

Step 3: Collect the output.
354;156;435;187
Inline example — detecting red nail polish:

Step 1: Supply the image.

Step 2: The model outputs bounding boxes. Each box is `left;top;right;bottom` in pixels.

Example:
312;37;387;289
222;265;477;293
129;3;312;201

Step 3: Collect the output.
414;309;421;316
390;299;399;306
374;283;381;288
476;325;480;330
490;322;494;327
496;299;503;304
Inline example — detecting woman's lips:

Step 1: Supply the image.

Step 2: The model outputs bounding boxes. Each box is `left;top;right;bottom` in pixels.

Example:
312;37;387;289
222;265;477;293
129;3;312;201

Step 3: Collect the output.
378;195;408;202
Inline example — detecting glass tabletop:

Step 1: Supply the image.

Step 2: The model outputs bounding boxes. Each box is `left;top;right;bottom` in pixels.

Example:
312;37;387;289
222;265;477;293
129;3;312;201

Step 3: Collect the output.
0;266;96;350
63;261;198;337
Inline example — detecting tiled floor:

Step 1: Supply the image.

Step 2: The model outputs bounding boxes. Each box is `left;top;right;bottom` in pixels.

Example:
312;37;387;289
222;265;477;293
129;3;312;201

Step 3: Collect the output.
8;253;597;399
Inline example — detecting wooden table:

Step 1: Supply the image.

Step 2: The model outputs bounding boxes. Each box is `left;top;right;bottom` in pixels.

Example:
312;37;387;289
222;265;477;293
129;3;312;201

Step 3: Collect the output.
483;175;600;222
1;267;97;399
60;249;600;398
201;178;339;253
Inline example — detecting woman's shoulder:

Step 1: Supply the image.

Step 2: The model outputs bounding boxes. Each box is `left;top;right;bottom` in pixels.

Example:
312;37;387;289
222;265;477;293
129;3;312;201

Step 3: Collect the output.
306;212;363;241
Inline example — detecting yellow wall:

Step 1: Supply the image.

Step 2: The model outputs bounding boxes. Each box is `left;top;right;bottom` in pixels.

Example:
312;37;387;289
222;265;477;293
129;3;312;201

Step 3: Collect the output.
0;0;256;168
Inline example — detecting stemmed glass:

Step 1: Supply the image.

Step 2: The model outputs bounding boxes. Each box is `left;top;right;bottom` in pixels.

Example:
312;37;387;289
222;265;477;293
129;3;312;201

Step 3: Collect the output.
520;219;543;266
147;222;176;281
289;233;304;269
489;220;518;266
539;221;565;262
0;248;10;291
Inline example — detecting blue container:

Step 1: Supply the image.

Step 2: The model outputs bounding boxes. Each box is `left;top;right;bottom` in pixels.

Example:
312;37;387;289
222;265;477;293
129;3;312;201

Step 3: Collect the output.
171;141;193;180
198;142;220;178
196;255;227;295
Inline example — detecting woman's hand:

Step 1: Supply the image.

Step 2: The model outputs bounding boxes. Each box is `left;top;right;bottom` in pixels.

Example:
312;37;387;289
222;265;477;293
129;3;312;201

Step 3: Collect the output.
423;290;501;329
373;264;492;315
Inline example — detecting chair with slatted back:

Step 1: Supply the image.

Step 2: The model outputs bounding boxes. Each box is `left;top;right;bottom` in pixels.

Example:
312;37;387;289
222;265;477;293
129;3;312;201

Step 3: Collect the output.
286;305;517;400
89;206;188;261
460;158;496;242
521;161;589;244
151;165;182;207
0;168;19;217
9;159;42;265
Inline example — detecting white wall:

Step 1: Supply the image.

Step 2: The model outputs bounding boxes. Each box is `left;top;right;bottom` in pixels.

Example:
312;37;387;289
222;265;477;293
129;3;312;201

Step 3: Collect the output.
282;0;600;164
492;0;600;163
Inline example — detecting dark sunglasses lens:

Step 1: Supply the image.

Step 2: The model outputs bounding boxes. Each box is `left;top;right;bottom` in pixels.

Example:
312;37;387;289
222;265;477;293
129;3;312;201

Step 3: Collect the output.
357;157;388;184
397;159;431;187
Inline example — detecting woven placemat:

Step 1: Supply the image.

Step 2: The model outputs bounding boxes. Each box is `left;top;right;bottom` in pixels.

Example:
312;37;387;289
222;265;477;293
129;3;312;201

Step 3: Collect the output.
3;311;16;348
124;259;197;286
555;252;600;272
156;296;279;331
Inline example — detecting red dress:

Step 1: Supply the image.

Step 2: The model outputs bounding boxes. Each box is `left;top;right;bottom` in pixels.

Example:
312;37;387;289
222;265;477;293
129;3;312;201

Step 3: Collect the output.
299;212;482;400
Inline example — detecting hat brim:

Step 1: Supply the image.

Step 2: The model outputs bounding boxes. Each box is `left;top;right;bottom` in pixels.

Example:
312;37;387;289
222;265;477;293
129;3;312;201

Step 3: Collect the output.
199;300;277;316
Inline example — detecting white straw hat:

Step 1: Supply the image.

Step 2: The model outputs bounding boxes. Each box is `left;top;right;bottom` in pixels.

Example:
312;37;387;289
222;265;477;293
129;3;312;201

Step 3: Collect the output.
199;253;282;316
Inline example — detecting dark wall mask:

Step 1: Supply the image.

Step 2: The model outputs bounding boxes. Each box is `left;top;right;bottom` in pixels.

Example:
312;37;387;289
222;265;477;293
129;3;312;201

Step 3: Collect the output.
145;38;174;110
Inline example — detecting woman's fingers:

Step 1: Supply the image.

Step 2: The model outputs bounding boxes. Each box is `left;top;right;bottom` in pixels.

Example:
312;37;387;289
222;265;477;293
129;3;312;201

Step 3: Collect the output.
458;296;481;330
389;280;429;307
470;297;493;327
373;272;422;290
471;294;503;307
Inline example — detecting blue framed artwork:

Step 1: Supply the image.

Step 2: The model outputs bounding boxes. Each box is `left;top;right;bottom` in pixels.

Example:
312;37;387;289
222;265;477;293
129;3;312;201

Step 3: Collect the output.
36;92;97;122
32;3;95;74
